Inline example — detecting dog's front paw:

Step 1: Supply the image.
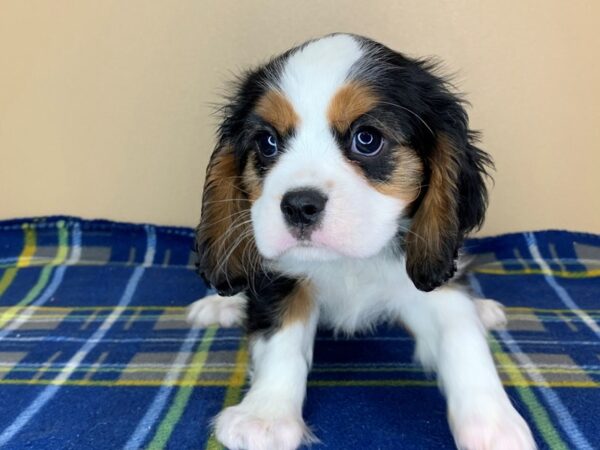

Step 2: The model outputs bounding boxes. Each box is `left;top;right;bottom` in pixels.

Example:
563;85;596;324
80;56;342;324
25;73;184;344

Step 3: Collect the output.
450;394;536;450
474;299;507;330
214;404;309;450
186;293;245;328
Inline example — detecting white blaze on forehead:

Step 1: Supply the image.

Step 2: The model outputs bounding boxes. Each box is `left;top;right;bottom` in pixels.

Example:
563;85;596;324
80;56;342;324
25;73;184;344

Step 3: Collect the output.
279;34;364;126
251;34;403;261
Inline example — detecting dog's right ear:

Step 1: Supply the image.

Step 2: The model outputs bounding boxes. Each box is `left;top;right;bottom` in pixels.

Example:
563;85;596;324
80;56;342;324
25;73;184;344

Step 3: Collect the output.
195;141;253;295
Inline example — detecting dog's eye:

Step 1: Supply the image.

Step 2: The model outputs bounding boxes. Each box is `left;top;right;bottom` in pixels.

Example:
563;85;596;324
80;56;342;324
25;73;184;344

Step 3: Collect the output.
352;127;384;156
256;132;278;157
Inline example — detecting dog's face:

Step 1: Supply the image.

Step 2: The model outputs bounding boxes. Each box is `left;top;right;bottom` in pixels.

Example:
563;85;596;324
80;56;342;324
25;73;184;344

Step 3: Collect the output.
251;50;422;263
196;34;491;294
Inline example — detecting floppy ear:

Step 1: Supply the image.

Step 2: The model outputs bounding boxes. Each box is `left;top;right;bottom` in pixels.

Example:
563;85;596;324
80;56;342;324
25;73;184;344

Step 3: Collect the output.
194;141;254;295
405;119;491;292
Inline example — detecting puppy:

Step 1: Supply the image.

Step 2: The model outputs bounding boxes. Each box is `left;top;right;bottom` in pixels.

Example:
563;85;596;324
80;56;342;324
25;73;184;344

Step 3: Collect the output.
190;34;535;450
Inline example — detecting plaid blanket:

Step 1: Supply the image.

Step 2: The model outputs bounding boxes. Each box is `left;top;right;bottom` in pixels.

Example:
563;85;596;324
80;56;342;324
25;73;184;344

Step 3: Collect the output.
0;217;599;450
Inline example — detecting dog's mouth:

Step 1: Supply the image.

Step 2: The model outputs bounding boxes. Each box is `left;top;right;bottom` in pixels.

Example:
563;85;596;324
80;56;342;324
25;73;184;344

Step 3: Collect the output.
261;231;341;262
279;241;341;262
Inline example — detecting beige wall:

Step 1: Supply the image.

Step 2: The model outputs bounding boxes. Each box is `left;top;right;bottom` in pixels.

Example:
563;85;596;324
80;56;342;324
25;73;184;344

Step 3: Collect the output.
1;0;599;235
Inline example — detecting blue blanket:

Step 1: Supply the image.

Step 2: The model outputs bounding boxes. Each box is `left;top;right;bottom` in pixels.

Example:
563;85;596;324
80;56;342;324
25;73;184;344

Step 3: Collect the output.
0;216;598;449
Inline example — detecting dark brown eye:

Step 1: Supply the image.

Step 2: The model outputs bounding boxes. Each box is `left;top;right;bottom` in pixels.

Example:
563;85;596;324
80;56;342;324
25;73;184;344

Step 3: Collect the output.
351;127;384;156
256;132;278;157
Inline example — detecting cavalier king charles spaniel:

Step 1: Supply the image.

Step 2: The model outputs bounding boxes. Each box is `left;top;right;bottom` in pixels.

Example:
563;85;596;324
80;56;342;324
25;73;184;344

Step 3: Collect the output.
187;33;535;450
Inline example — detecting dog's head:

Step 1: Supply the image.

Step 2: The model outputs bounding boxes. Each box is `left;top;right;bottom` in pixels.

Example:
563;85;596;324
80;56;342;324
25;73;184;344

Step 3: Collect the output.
196;34;492;294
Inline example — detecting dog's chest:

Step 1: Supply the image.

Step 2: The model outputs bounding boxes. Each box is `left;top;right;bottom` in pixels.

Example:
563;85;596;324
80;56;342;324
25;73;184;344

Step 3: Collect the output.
307;256;413;333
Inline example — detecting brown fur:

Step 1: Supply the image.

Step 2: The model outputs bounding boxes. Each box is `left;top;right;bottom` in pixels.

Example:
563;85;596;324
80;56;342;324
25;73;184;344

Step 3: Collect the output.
196;145;259;290
374;146;424;203
405;134;460;277
280;280;314;326
255;90;299;135
242;153;263;201
327;82;379;133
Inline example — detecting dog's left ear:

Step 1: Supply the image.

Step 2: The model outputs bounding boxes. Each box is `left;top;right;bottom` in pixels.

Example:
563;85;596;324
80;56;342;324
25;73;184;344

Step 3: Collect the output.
405;83;492;292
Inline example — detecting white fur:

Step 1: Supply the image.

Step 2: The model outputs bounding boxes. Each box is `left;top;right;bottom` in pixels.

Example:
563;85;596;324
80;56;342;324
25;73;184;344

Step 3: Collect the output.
215;309;319;450
474;298;507;330
280;34;363;125
449;392;536;450
186;293;245;328
213;34;534;450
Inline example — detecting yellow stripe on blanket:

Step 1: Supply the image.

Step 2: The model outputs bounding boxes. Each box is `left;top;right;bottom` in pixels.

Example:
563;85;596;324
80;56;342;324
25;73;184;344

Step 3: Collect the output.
474;267;600;278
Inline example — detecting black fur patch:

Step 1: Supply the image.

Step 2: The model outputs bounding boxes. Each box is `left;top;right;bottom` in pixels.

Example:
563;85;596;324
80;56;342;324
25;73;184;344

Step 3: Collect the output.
244;274;298;336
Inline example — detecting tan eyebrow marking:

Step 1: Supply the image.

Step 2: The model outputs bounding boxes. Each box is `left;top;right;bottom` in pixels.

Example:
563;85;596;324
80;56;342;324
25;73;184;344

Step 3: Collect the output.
254;90;299;134
327;82;379;133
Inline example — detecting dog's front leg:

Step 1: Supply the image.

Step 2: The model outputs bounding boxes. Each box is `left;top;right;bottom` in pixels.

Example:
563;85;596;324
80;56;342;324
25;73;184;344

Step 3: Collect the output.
399;287;536;450
214;284;318;450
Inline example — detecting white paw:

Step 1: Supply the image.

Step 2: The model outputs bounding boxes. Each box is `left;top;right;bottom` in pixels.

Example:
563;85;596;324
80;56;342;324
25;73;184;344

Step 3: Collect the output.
186;293;246;328
474;299;507;330
214;404;310;450
450;394;536;450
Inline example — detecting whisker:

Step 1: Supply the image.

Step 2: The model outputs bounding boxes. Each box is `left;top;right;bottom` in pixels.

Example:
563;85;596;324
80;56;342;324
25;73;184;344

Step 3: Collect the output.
376;100;434;136
396;224;425;243
210;218;253;256
215;221;253;254
214;229;254;279
198;209;250;229
202;199;250;206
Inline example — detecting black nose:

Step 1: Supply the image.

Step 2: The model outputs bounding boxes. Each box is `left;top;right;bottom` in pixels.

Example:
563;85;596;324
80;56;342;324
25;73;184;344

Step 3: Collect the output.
281;189;327;228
